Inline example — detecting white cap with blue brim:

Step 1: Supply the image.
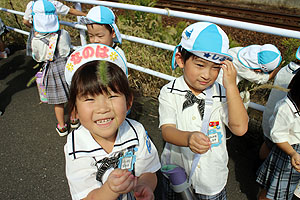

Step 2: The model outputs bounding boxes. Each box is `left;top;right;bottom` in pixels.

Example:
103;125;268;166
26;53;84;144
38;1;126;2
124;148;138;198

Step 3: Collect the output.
172;22;233;70
81;6;122;44
296;46;300;61
238;44;282;73
32;0;59;33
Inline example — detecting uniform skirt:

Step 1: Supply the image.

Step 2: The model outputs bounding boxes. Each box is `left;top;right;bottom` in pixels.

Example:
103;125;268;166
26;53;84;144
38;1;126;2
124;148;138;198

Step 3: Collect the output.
44;56;69;104
256;143;300;200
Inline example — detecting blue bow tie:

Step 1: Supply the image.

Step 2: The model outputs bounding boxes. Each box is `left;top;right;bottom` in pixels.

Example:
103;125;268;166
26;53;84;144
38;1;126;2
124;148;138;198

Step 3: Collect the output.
182;91;205;119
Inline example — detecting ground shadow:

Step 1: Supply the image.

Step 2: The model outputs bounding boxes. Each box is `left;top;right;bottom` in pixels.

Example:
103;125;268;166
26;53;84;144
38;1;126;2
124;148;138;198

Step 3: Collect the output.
227;109;265;200
0;49;38;113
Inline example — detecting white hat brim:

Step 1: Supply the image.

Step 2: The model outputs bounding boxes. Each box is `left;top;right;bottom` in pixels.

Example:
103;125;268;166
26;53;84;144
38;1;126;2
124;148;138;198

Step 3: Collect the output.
65;44;127;85
33;14;59;33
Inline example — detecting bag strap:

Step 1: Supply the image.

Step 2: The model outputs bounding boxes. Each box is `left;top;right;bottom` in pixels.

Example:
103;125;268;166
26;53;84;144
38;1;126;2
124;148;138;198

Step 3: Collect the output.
39;30;61;61
189;85;214;183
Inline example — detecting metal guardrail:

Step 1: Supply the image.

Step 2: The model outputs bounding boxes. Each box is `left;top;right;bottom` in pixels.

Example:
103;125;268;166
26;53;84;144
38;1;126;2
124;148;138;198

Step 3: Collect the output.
3;0;295;112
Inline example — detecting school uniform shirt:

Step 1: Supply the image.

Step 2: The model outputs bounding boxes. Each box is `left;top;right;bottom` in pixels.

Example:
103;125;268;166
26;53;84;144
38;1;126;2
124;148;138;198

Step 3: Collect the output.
65;118;161;200
270;95;300;145
31;29;71;62
115;45;127;64
159;76;229;195
217;47;269;85
23;0;70;22
262;62;300;139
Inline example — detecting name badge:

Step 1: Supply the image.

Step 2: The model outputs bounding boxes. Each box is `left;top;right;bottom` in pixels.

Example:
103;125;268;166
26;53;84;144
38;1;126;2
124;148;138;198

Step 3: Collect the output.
208;129;223;148
118;151;136;171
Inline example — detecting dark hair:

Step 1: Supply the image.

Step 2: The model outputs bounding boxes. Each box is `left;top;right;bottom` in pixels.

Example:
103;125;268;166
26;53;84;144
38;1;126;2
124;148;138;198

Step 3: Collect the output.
88;23;113;33
178;46;195;64
68;60;132;115
288;70;300;108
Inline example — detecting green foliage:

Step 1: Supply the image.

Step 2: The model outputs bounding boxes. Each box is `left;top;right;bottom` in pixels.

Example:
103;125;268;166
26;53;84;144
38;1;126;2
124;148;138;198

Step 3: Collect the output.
280;38;300;66
228;34;241;48
2;0;299;99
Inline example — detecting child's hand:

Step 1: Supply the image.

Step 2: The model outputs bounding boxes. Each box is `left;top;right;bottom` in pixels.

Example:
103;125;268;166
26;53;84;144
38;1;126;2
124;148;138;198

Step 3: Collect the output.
188;131;211;154
134;184;154;200
220;60;237;89
290;152;300;172
107;168;137;195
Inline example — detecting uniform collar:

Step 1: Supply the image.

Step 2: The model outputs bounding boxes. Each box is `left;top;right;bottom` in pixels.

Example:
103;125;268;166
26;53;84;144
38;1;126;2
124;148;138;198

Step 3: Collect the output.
288;62;300;74
166;76;207;98
286;95;300;117
67;119;139;159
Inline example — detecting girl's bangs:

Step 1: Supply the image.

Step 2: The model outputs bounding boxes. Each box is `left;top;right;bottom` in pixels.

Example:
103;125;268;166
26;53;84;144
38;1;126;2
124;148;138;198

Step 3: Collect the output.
76;69;121;98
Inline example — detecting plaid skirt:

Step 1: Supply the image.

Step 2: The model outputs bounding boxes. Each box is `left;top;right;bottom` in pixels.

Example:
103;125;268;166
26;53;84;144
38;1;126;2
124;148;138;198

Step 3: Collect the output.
26;29;34;57
162;175;227;200
256;143;300;200
44;57;69;104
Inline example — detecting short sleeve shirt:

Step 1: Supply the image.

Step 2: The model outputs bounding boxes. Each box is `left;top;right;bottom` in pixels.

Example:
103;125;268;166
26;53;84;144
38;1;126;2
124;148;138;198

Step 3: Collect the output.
65;119;161;200
159;76;229;195
270;95;300;145
262;62;300;138
115;46;127;65
23;0;70;21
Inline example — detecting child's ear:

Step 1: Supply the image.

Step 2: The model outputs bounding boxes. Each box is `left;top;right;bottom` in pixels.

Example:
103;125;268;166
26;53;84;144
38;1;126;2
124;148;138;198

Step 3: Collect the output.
111;29;116;40
175;52;185;69
127;93;134;111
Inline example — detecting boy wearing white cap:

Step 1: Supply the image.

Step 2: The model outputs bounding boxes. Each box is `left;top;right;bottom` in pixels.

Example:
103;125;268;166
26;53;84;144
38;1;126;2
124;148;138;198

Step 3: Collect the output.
217;44;282;85
159;22;248;199
31;0;73;136
80;6;126;63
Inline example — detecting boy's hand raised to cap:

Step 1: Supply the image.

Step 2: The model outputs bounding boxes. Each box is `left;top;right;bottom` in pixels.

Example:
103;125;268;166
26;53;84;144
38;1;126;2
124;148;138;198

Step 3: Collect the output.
188;131;211;154
220;60;237;89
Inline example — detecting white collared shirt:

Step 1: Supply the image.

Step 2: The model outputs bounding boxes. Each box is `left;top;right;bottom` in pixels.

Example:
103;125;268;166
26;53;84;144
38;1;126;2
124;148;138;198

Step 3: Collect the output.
262;62;300;138
115;46;127;64
65;118;161;200
159;76;229;195
270;95;300;145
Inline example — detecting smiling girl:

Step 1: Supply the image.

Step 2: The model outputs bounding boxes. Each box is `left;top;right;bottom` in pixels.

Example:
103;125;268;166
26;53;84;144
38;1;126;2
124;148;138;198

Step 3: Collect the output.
64;44;160;200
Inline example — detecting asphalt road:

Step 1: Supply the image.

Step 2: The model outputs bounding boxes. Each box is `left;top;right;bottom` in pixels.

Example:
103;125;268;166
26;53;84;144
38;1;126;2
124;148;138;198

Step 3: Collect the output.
0;49;293;200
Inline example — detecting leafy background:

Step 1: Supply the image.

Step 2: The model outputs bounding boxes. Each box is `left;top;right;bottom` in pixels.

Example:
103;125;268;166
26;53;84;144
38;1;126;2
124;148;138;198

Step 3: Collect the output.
0;0;299;101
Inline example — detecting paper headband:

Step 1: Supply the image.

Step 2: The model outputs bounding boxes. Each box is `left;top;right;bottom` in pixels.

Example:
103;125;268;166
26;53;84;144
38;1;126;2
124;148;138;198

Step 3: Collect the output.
65;44;127;85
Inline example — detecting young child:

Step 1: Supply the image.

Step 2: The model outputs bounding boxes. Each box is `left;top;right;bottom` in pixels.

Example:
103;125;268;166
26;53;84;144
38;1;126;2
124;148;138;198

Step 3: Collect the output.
260;46;300;160
256;70;300;200
31;0;72;136
159;22;248;199
216;44;282;85
64;43;161;200
80;6;126;63
23;0;86;56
